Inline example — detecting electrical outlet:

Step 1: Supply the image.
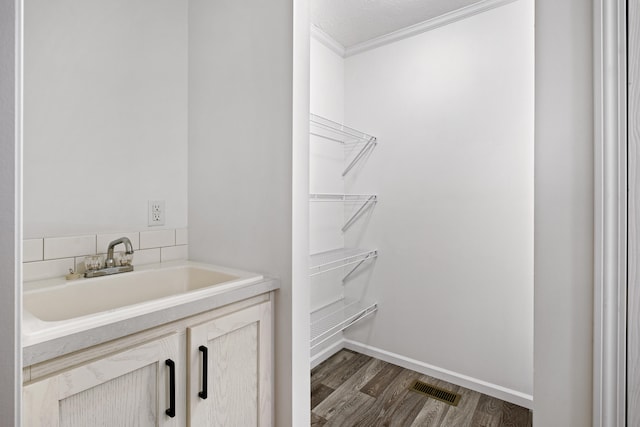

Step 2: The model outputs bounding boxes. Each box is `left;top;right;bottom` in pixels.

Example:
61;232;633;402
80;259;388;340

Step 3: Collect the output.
148;200;165;226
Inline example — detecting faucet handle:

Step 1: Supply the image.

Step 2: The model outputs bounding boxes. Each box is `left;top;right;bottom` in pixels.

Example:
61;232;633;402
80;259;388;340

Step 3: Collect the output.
85;254;105;271
114;251;134;266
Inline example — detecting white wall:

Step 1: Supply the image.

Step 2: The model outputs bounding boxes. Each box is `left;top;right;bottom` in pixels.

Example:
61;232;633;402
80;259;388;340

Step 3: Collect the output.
534;0;594;424
341;0;534;400
0;0;21;423
23;0;188;238
187;0;299;424
309;38;348;320
310;39;344;123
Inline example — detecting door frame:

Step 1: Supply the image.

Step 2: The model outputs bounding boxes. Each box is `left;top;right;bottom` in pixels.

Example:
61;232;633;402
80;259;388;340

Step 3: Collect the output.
0;0;22;425
593;0;627;426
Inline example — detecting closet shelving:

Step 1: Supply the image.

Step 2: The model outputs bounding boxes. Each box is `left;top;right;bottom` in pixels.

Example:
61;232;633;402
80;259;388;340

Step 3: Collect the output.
309;193;377;202
310;299;378;349
309;113;379;353
309;247;378;278
309;193;378;232
310;113;377;177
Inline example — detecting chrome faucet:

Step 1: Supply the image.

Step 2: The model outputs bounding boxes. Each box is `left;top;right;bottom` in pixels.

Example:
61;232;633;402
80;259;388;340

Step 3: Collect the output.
105;237;134;268
84;237;136;278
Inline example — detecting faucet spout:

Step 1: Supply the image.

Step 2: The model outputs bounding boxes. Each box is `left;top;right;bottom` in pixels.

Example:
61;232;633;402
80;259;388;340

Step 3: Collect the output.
105;237;134;268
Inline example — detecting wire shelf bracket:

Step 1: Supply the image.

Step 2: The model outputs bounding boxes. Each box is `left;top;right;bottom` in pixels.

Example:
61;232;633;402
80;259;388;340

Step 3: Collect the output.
341;195;377;232
341;251;376;282
309;114;378;176
310;299;378;350
342;136;376;176
309;194;378;231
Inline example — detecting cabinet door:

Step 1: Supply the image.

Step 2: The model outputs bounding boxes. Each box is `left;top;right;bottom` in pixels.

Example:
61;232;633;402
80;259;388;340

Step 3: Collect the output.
23;333;183;427
188;301;272;427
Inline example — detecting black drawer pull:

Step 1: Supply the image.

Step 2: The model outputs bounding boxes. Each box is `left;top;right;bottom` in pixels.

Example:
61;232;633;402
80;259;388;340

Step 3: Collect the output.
165;359;176;418
199;345;208;399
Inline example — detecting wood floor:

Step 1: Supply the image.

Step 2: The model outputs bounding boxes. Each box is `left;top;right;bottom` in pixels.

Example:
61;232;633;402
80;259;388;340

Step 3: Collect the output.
311;349;532;427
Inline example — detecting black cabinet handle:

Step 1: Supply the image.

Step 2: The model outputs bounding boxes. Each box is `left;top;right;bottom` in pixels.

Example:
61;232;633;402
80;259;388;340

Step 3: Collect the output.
199;345;208;399
165;359;176;418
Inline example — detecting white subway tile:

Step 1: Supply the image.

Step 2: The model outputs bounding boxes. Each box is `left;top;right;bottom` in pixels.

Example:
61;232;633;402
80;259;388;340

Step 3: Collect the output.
161;245;188;262
97;232;140;252
140;229;175;249
23;239;43;262
133;248;161;266
175;228;188;245
24;258;75;282
44;235;96;260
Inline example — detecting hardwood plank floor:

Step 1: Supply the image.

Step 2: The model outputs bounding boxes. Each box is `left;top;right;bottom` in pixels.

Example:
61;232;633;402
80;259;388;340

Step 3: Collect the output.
311;350;532;427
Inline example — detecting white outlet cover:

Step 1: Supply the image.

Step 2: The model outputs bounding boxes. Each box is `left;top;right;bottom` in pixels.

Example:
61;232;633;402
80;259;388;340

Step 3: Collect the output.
148;200;165;226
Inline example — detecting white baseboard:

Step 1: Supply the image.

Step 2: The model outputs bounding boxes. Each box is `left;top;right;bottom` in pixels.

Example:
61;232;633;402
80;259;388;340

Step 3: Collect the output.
343;339;533;409
311;338;345;369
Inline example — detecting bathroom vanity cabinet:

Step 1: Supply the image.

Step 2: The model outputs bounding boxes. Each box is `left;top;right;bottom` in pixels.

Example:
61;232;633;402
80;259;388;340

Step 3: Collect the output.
22;294;273;427
188;300;272;425
23;333;184;426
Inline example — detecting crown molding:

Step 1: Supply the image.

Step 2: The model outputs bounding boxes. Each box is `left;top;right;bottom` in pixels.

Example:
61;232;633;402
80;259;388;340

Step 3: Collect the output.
344;0;518;57
310;25;346;57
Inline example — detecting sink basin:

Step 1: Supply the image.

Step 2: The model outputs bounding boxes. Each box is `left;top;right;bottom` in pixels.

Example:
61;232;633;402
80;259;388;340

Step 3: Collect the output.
22;261;264;345
25;264;246;321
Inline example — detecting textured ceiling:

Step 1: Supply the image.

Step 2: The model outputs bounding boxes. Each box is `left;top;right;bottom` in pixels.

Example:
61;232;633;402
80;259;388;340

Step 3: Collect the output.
311;0;487;48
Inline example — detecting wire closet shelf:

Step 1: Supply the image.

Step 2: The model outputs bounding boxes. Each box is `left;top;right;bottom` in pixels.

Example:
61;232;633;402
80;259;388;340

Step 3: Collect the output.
309;247;378;278
309;194;378;232
310;298;378;350
309;113;378;176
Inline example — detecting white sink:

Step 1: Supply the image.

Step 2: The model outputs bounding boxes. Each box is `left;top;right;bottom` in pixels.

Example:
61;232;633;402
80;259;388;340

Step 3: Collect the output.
22;261;263;346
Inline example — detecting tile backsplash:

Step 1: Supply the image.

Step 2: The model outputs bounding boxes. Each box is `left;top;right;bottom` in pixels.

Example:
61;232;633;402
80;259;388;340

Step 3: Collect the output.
140;229;175;249
23;228;188;282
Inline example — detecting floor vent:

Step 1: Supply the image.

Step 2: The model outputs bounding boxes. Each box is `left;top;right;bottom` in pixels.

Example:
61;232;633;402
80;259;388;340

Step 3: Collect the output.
409;380;461;406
